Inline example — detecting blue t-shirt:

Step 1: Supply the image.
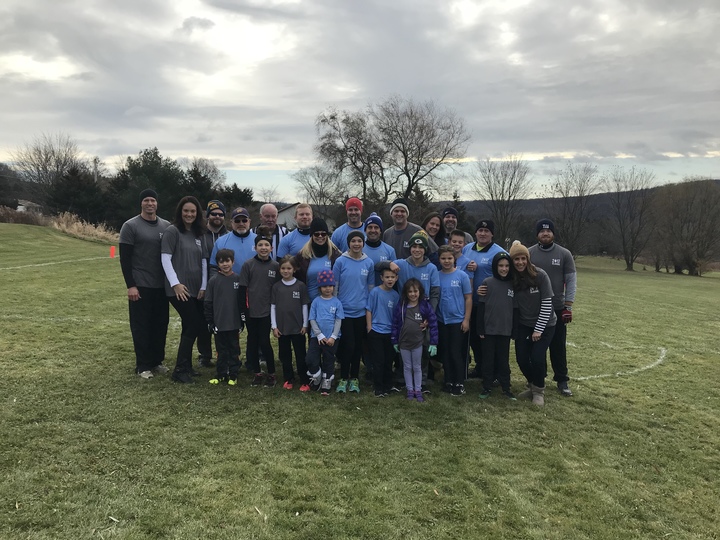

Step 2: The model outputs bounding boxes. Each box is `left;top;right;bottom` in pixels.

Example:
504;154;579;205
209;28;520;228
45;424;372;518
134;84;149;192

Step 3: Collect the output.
309;296;344;339
437;269;472;324
394;259;440;300
363;242;397;285
331;223;366;253
366;286;399;334
455;254;474;282
306;256;334;301
210;231;257;274
333;254;374;318
277;229;311;258
462;242;506;303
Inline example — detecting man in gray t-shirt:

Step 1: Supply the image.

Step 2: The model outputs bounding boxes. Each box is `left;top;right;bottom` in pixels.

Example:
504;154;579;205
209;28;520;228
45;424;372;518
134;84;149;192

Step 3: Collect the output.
528;218;577;397
383;198;438;260
119;189;171;378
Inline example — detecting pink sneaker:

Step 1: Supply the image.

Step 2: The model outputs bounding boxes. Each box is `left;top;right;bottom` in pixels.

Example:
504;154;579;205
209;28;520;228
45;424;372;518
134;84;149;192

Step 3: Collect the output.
283;380;293;390
299;384;311;392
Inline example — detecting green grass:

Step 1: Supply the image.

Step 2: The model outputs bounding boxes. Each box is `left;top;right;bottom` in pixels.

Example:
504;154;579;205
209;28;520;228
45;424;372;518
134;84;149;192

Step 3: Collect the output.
1;223;719;539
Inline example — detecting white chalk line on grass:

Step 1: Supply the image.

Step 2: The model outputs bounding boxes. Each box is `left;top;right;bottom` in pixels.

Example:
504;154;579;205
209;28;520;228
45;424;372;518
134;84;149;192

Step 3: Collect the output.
576;347;667;381
0;256;111;271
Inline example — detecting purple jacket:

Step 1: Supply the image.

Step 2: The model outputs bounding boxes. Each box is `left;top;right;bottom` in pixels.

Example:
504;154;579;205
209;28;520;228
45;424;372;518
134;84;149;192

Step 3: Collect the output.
391;298;439;346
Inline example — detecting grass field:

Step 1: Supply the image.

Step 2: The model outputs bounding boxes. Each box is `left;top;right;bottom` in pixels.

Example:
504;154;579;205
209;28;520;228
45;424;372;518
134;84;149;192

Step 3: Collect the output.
1;223;719;539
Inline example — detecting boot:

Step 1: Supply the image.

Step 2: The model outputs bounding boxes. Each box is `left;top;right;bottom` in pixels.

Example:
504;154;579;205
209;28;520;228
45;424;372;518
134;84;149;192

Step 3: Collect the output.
517;383;533;400
531;384;545;406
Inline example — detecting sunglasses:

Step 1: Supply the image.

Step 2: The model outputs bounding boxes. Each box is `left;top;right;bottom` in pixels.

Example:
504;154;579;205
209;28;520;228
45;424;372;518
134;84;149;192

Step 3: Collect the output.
209;212;224;217
313;232;327;238
233;217;249;223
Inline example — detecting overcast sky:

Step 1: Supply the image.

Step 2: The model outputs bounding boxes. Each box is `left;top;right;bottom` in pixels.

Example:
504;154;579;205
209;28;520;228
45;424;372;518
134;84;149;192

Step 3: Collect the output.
1;0;718;201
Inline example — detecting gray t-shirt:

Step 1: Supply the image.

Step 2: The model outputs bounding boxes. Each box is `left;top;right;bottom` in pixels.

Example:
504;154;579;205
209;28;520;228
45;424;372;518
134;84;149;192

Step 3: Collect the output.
161;225;209;297
271;279;310;334
513;268;557;329
205;272;241;331
239;257;280;318
479;277;514;336
399;304;425;350
119;215;170;288
528;243;576;310
383;222;438;260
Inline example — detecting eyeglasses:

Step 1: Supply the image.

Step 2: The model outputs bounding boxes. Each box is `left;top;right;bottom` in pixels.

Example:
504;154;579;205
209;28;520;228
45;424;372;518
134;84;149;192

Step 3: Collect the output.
233;217;249;223
313;232;327;238
209;212;224;217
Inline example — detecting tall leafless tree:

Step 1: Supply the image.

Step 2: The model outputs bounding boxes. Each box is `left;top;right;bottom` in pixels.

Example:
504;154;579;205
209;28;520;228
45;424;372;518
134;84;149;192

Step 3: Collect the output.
469;155;532;242
547;162;602;255
603;166;655;271
315;96;470;206
293;165;349;221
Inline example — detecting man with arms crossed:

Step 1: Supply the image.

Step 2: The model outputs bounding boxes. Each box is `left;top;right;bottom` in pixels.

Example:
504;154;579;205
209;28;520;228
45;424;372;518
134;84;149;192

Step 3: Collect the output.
277;203;314;258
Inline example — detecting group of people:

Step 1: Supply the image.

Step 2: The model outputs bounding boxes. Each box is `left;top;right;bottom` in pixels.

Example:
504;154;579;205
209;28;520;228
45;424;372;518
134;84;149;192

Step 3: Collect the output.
119;190;577;406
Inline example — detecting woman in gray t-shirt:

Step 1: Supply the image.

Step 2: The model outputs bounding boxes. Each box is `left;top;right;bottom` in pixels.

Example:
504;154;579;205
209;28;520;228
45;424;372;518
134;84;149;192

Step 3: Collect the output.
161;196;209;383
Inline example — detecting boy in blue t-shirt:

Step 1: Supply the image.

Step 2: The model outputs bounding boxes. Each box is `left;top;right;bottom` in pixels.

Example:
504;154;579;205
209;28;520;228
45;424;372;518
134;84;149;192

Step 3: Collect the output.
437;245;472;395
366;267;400;397
307;269;345;395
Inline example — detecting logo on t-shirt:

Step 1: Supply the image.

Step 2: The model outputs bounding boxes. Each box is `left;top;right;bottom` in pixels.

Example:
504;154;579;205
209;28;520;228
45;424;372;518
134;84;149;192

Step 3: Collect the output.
159;232;164;238
293;291;300;299
530;287;539;294
195;239;202;247
420;272;429;281
329;306;337;314
387;300;395;309
268;270;276;278
403;241;409;248
507;288;514;297
481;257;490;265
361;268;369;276
552;258;561;266
233;282;239;290
451;279;460;287
324;260;332;267
413;312;423;321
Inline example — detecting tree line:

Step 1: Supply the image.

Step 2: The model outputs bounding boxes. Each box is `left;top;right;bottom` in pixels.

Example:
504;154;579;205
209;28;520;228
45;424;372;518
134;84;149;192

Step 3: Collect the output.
1;96;718;275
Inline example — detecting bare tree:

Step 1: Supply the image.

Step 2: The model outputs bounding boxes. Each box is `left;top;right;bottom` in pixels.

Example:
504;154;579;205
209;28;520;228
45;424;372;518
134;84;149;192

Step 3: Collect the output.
315;96;470;206
258;185;280;204
11;132;87;201
547;162;602;255
469;155;532;241
603;166;655;271
653;178;720;276
293;165;349;221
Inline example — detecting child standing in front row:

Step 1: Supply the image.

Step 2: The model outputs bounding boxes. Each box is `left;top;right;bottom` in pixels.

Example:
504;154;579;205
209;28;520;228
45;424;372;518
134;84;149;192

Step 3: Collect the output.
366;267;400;398
437;245;472;396
477;252;516;400
307;269;345;396
204;248;242;385
391;279;439;402
271;256;311;391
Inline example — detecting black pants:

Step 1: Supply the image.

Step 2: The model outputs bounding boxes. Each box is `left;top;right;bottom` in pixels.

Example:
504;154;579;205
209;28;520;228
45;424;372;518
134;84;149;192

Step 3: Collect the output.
514;324;555;388
469;305;483;371
368;330;394;392
439;322;465;386
128;287;169;373
215;330;240;378
306;337;338;376
549;310;569;383
196;297;213;359
279;333;308;384
246;316;275;374
480;335;511;391
169;296;205;374
338;316;367;379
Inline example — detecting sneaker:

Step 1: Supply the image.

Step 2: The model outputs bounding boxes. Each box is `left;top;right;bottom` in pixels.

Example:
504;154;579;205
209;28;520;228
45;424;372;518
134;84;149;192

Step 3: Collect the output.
320;378;332;396
421;385;431;395
209;378;221;385
336;379;348;393
171;372;194;384
502;389;517;400
451;384;466;396
198;355;214;368
374;389;387;398
406;390;414;400
310;382;321;392
227;378;237;386
138;370;154;380
415;391;425;403
348;379;360;393
307;369;322;387
251;373;264;387
389;385;401;393
283;380;294;390
299;384;311;392
153;364;169;374
264;374;276;388
479;388;491;399
558;381;573;397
